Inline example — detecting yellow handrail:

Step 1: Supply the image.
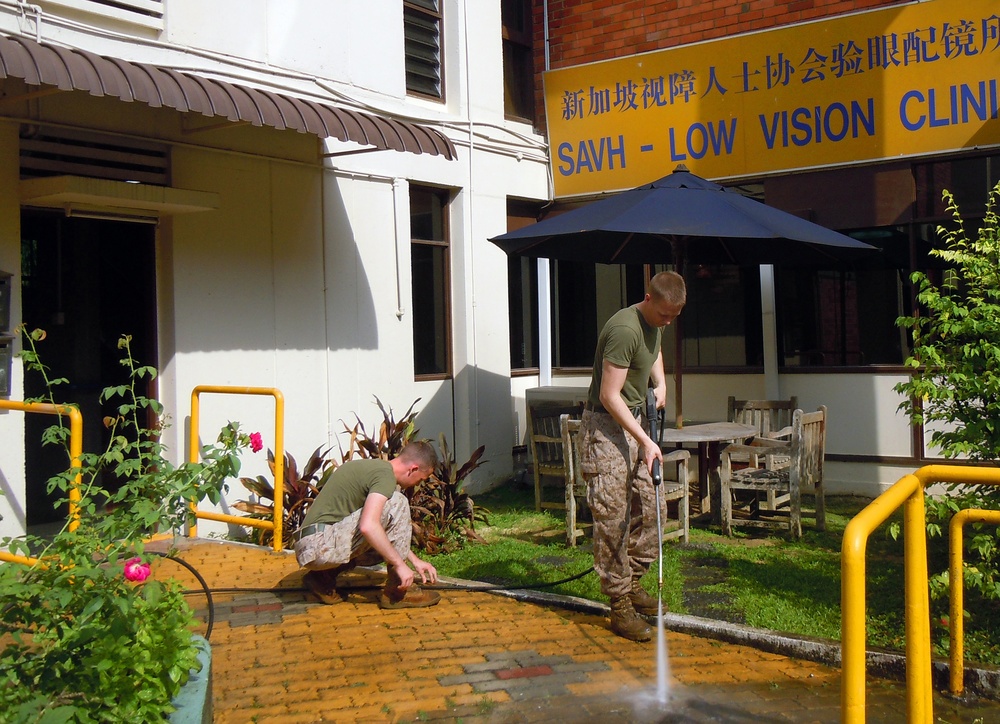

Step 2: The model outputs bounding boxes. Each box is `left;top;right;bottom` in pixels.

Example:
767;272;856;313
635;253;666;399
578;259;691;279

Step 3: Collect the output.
0;399;83;535
188;386;285;552
841;464;1000;723
948;508;1000;696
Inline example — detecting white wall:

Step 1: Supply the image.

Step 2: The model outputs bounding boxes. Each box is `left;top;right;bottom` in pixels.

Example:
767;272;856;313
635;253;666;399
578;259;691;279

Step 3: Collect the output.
0;121;26;539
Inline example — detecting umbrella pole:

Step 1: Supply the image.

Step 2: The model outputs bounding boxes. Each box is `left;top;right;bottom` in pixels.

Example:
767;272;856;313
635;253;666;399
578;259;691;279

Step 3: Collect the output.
674;253;684;429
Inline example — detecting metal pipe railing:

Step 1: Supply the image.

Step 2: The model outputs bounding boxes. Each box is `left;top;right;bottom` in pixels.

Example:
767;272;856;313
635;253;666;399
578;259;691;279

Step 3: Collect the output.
0;399;83;534
841;464;1000;723
187;386;285;551
948;508;1000;696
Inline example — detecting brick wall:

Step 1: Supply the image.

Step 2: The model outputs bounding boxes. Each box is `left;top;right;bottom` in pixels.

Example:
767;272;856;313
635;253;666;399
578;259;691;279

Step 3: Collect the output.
531;0;910;129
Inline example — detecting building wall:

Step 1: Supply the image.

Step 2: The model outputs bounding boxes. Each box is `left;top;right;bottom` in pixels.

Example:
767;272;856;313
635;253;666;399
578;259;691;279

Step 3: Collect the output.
0;1;552;538
0;121;26;533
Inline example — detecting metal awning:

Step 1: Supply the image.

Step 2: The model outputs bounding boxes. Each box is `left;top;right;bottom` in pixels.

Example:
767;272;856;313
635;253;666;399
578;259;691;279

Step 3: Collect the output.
0;32;456;160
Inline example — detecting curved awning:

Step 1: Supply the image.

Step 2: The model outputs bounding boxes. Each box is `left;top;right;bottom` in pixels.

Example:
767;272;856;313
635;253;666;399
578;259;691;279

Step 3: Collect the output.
0;32;456;160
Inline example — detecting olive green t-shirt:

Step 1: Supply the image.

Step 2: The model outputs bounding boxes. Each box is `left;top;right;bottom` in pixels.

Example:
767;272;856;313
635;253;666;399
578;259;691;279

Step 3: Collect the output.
300;459;398;526
587;304;661;410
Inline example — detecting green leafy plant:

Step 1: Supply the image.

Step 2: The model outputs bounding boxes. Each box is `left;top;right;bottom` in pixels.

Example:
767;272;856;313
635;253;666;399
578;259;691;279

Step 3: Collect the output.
894;184;1000;619
895;183;1000;463
338;396;421;461
0;329;257;722
232;397;490;555
234;446;335;546
409;433;489;554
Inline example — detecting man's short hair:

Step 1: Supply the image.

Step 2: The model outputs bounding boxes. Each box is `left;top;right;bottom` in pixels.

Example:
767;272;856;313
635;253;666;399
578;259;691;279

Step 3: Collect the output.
398;440;438;471
648;271;686;306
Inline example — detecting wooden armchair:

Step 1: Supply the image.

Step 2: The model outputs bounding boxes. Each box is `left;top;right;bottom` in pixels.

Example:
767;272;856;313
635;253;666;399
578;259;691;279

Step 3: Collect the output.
727;396;799;438
527;402;584;513
727;396;798;508
561;414;691;546
719;406;827;539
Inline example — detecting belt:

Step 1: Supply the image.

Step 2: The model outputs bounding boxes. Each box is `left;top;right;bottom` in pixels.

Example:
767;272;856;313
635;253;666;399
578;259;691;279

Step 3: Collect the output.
585;401;642;417
296;523;333;541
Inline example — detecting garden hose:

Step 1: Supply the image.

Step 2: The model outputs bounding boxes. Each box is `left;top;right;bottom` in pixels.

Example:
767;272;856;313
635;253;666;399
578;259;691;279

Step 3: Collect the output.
149;552;216;641
174;561;597;641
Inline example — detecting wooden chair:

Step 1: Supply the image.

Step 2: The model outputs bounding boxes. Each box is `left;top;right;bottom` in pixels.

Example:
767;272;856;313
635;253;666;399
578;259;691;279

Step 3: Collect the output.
560;415;589;546
727;396;798;508
562;414;691;546
727;396;799;439
719;406;827;539
527;402;583;513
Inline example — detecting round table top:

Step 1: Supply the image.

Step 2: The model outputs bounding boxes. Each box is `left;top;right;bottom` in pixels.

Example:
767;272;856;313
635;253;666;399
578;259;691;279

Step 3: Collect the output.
659;421;758;444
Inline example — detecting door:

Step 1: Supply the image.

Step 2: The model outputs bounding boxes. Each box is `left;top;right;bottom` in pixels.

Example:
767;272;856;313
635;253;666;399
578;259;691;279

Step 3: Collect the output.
20;210;157;527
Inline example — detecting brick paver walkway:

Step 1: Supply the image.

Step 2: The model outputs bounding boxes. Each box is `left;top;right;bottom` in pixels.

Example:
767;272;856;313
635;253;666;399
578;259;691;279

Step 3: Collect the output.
147;538;1000;723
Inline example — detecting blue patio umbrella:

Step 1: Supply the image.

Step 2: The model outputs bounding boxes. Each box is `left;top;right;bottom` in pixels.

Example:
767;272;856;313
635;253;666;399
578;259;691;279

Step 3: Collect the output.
489;165;878;267
489;165;880;426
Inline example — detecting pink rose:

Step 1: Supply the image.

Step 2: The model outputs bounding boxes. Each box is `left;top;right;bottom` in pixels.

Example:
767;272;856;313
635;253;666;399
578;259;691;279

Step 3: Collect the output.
123;557;151;583
249;432;263;453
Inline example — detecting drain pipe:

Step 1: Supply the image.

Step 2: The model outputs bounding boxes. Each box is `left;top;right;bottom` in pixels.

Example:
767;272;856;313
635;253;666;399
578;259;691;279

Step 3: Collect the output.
538;0;553;386
392;177;407;320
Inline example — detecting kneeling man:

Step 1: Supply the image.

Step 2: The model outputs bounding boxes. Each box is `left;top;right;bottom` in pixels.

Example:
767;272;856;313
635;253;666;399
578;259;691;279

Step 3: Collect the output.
294;440;441;609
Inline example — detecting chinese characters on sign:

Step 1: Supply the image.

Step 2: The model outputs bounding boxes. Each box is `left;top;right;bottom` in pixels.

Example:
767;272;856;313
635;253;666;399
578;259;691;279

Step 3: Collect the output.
544;0;1000;197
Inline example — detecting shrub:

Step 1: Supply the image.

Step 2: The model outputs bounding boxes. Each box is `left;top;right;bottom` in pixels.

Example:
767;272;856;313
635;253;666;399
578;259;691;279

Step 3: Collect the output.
0;329;257;722
895;183;1000;609
234;397;489;553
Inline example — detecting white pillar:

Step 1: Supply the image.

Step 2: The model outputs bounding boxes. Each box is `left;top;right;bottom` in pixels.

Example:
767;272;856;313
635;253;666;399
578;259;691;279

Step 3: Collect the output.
760;264;780;399
538;258;552;386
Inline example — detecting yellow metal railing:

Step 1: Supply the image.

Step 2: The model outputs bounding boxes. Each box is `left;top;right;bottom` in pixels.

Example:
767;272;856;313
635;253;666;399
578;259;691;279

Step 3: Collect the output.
841;464;1000;724
948;508;1000;696
188;386;285;552
0;399;83;567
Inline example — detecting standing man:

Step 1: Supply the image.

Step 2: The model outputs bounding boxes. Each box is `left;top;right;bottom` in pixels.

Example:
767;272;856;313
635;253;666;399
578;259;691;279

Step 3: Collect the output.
580;271;686;641
294;440;442;609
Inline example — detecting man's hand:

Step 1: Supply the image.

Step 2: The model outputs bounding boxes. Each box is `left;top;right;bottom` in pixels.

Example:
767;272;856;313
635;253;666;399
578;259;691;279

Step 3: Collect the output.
393;561;415;591
642;439;662;476
654;383;667;410
411;556;438;585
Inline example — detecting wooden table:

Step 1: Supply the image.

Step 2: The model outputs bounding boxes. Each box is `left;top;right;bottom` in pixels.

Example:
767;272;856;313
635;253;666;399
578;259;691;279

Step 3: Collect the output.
660;422;757;524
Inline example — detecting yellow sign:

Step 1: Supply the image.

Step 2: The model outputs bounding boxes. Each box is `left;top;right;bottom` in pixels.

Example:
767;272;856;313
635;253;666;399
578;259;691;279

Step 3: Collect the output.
544;0;1000;197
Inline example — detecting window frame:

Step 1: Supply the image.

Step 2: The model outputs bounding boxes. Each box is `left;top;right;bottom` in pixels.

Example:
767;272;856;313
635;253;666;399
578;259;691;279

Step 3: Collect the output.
410;185;453;380
403;0;444;101
501;0;536;122
38;0;163;30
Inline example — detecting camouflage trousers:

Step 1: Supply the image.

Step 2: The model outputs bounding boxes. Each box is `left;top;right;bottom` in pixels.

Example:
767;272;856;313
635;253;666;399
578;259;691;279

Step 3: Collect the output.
293;490;412;571
580;408;665;599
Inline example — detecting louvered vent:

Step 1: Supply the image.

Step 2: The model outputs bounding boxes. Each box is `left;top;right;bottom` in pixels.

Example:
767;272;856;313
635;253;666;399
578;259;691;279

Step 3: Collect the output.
19;126;169;185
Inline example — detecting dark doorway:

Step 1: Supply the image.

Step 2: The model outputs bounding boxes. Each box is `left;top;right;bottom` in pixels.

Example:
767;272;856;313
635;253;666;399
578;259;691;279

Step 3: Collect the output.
20;211;157;526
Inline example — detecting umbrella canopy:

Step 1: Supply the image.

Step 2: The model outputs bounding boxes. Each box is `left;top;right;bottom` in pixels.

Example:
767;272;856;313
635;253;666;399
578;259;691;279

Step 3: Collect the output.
489;166;878;267
490;166;880;428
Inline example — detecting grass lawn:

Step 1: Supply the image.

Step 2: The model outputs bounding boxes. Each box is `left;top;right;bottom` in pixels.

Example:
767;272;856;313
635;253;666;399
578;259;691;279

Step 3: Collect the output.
425;482;1000;667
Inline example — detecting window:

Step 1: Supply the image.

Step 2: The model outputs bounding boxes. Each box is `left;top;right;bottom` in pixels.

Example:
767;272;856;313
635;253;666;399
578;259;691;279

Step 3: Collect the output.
42;0;163;29
411;187;451;377
549;261;762;370
507;201;543;370
501;0;535;121
676;264;763;368
404;0;443;99
776;154;1000;368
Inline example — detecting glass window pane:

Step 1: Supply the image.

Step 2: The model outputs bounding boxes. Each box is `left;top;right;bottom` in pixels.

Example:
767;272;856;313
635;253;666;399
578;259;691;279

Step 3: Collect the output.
509;255;538;369
411;243;449;376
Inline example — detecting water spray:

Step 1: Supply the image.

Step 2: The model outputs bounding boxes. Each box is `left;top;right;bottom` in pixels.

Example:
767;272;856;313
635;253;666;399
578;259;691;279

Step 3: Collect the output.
647;387;671;705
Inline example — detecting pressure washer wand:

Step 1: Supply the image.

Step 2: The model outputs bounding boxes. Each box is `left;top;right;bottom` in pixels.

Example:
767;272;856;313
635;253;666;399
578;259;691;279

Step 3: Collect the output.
646;387;664;591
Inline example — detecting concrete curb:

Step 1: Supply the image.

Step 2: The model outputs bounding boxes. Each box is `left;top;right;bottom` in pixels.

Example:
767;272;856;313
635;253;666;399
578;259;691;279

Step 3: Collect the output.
438;575;1000;702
